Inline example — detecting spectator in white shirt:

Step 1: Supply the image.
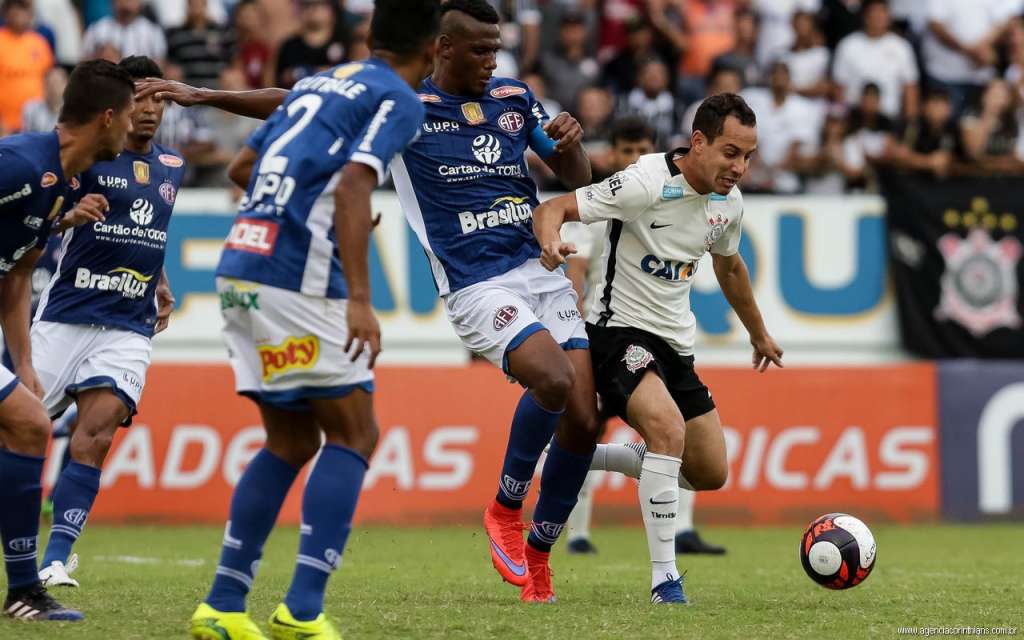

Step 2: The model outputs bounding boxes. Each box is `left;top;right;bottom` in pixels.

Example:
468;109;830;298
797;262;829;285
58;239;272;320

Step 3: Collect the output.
751;0;819;68
82;0;166;62
832;0;918;121
20;65;66;133
35;0;82;64
922;0;1021;117
741;60;824;193
782;9;829;99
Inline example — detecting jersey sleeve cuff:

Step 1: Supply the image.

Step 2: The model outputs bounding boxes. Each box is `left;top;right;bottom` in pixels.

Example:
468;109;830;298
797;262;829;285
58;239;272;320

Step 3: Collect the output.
574;186;597;224
349;152;387;186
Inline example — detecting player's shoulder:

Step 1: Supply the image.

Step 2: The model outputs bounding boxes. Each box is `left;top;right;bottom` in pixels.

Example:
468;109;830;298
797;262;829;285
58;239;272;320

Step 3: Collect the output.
631;151;675;185
0;132;59;185
718;185;744;214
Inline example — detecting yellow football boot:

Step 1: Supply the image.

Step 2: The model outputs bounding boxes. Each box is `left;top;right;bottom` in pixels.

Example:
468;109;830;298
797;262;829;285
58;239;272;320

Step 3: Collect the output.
267;603;342;640
190;602;268;640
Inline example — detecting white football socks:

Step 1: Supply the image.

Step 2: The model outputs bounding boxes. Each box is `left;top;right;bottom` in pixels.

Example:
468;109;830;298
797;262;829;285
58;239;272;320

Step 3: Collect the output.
566;471;599;542
675;487;695;534
590;442;695;489
640;452;682;590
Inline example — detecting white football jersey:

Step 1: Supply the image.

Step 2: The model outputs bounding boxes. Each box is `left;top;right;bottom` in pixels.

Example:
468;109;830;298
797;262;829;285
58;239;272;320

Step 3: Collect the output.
575;149;744;355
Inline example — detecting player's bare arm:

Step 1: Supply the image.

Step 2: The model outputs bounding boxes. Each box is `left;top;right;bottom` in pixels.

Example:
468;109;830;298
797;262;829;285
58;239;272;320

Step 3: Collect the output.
0;248;43;397
541;112;592;189
134;78;287;120
227;145;259;190
56;193;110;232
336;162;382;369
533;193;581;271
711;251;783;372
155;268;174;334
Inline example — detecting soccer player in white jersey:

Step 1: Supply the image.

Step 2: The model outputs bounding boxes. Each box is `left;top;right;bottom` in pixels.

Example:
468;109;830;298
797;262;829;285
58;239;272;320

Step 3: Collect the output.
533;93;784;604
561;116;726;558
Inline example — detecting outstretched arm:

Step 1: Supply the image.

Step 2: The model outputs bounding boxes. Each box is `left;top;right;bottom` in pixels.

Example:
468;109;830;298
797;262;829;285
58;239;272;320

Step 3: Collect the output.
712;252;783;372
134;78;288;120
533;192;581;271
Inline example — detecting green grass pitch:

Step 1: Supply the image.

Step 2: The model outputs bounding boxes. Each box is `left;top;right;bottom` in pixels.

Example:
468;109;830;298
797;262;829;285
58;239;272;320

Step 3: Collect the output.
2;523;1022;639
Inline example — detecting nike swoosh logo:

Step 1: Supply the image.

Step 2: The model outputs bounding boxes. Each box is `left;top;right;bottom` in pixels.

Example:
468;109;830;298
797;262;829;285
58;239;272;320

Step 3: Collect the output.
649;497;677;505
488;538;527;576
650;222;672;229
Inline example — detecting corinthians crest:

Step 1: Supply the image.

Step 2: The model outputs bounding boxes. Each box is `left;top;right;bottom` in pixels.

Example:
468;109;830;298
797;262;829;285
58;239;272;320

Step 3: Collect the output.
704;213;730;251
934;229;1022;337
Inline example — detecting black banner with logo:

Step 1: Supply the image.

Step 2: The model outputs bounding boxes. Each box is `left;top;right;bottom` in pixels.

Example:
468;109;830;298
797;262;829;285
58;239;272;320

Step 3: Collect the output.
881;171;1024;358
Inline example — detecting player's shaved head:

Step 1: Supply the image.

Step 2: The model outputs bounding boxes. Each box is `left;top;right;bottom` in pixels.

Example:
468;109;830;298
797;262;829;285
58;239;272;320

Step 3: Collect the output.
440;0;499;37
435;0;501;96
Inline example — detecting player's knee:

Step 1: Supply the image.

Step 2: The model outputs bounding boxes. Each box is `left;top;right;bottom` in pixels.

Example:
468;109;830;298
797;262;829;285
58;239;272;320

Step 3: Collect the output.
690;463;728;491
562;410;601;448
327;418;379;460
533;364;575;407
70;428;115;466
9;410;51;456
644;419;685;457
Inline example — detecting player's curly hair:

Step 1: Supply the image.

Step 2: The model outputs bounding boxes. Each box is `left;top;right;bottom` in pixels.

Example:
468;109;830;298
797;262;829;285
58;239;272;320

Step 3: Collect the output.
692;93;757;144
59;59;136;126
441;0;499;25
370;0;442;59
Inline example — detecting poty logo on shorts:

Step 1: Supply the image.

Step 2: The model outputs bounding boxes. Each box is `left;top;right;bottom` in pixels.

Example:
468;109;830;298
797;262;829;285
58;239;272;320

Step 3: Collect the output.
63;509;88;527
622;344;653;373
498;112;525;134
8;537;35;553
258;335;321;381
130;198;155;226
501;475;531;500
493;305;519;331
472;134;502;165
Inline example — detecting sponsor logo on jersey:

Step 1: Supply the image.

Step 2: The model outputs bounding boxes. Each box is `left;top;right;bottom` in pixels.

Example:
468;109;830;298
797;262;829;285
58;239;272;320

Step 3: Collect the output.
493;304;519;331
556;308;582;323
437;163;523;180
418;93;442;103
133;161;150;185
332;63;364;79
622;344;654;373
471;134;502;164
607;174;625;196
258;335;320;381
423;120;460;134
23;215;43;230
159;154;183;168
159;180;177;205
63;508;88;527
0;183;32;205
40;172;58;188
641;255;696;281
490;86;527;99
74;266;153;300
98;175;129;189
358;99;396;152
459;196;533;234
225;219;279;256
219;282;260;311
130;198;155;226
461;102;486;125
93;220;168;243
704;213;730;251
662;184;684;200
498;111;525;134
121;370;143;393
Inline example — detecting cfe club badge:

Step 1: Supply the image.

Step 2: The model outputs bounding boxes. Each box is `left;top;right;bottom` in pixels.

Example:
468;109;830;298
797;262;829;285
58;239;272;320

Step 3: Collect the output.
622;344;654;373
133;161;150;185
461;102;485;125
934;228;1022;336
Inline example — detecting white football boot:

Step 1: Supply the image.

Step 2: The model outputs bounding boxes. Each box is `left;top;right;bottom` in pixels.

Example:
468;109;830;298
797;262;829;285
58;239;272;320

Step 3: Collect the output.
39;554;79;588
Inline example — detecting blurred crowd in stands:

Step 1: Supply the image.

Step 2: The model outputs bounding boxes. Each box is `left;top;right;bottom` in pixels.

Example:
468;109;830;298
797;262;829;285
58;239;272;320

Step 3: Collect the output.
2;0;1023;192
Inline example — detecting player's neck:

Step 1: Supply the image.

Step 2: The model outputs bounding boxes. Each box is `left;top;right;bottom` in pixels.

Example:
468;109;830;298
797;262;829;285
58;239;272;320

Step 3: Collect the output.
677;155;713;195
56;124;103;177
430;67;475;97
126;137;152;155
373;50;428;91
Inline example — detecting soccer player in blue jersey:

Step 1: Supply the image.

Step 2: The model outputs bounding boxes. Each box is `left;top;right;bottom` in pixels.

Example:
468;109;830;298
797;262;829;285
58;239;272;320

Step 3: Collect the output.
29;56;180;591
186;2;441;638
140;0;600;604
0;58;135;622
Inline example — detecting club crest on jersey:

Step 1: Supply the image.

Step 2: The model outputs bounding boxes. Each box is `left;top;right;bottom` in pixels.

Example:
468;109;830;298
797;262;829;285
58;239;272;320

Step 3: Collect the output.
133;161;150;185
493;305;519;331
472;134;502;164
40;172;58;188
490;85;526;99
704;213;730;251
622;344;654;373
461;102;486;125
159;154;183;168
159;180;177;205
498;111;525;134
418;93;442;103
130;198;155;226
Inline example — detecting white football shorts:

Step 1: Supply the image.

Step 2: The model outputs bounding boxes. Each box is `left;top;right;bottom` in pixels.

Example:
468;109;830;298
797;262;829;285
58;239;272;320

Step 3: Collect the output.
0;363;18;404
217;278;373;411
31;320;152;423
444;258;588;373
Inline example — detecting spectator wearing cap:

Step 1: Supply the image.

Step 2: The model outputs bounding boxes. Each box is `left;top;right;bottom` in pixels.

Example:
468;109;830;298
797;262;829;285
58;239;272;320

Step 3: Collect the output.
20;64;66;133
781;9;830;99
82;0;167;62
275;0;348;89
166;0;236;89
712;8;762;88
0;0;54;132
540;11;600;113
923;0;1021;118
618;57;678;147
751;0;819;68
833;0;918;121
741;60;824;193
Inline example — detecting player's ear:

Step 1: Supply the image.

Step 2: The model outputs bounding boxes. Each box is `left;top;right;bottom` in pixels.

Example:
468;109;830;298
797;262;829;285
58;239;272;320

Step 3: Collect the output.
691;130;705;153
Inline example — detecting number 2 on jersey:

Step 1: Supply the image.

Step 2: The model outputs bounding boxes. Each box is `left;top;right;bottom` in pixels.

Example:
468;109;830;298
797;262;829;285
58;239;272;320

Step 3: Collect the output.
251;94;324;208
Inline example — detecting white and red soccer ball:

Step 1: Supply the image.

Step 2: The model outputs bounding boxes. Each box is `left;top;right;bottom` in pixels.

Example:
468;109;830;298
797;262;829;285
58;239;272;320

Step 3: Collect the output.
799;513;877;590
